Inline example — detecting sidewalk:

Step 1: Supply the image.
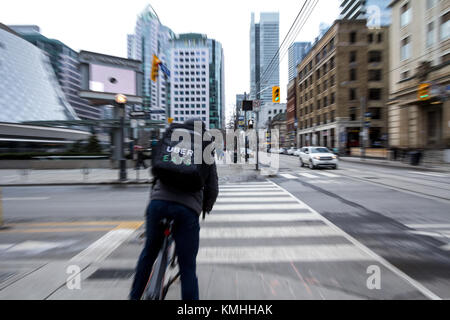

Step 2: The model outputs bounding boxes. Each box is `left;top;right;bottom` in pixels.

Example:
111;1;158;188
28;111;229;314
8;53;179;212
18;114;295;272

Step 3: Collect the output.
0;164;265;187
340;156;450;173
0;168;153;186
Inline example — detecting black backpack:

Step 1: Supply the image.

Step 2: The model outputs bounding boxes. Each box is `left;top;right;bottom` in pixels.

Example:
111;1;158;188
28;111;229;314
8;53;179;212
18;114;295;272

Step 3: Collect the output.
151;123;211;192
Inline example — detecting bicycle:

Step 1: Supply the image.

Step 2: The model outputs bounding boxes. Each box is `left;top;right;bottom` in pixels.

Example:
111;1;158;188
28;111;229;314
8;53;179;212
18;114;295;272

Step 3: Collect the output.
142;219;180;300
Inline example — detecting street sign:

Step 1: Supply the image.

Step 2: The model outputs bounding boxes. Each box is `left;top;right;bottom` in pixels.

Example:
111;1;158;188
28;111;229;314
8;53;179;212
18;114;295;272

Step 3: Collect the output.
242;100;253;111
159;63;171;77
130;111;146;119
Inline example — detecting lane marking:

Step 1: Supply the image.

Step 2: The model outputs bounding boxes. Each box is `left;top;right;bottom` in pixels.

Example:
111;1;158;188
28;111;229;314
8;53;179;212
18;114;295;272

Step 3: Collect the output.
219;192;289;196
213;203;307;211
297;173;318;179
406;224;450;229
0;227;113;234
197;244;369;264
270;180;442;300
216;197;297;203
200;225;341;239
315;172;340;178
70;229;137;264
205;213;320;222
280;173;299;180
2;197;50;201
410;231;450;239
408;171;447;177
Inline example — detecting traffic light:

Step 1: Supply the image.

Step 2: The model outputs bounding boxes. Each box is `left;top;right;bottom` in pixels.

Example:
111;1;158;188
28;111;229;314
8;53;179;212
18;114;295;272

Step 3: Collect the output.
272;86;280;103
248;120;254;129
151;54;161;82
418;83;431;101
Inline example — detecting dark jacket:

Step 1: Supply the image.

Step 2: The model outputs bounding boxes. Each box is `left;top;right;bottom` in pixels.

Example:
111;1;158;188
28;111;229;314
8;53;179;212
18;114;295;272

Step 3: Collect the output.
151;162;218;215
150;119;219;215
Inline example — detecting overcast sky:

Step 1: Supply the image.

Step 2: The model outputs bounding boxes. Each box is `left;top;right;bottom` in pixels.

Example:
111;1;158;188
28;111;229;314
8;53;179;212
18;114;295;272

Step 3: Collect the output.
0;0;339;121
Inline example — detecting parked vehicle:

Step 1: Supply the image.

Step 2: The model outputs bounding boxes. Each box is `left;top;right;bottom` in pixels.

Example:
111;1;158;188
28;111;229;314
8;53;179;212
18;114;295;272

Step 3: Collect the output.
287;147;297;155
299;146;338;169
294;149;302;157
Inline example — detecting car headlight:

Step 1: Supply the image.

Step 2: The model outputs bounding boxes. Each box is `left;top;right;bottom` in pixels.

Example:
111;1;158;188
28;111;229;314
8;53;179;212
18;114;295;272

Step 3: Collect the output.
332;155;337;159
313;156;320;160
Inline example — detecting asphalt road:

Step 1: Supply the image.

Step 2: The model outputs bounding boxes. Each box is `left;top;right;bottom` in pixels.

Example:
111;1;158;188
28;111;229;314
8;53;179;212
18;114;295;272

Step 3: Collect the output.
0;159;449;299
270;154;450;298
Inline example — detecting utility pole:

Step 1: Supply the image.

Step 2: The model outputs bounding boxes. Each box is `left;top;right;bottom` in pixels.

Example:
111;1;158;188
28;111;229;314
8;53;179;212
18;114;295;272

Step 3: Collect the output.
360;96;366;160
244;92;249;163
115;94;128;181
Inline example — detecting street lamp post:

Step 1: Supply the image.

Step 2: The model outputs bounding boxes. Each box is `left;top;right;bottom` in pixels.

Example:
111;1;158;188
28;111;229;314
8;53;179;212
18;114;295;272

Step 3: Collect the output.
115;94;128;182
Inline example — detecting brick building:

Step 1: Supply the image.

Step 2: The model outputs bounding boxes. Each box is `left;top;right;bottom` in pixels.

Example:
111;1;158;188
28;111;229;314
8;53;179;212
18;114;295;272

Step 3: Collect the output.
295;19;389;154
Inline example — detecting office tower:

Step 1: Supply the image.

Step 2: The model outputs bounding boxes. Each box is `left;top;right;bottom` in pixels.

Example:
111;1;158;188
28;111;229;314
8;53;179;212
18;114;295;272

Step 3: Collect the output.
169;34;225;129
288;42;311;82
339;0;391;26
250;12;280;104
128;5;175;121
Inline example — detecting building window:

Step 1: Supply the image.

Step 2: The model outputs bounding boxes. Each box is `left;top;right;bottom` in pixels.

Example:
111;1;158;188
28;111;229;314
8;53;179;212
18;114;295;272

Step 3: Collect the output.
368;33;374;43
368;51;382;63
427;22;435;47
368;88;382;101
401;37;411;60
350;69;357;81
330;92;335;104
377;33;383;43
369;108;381;120
349;51;357;63
349;88;357;101
442;53;450;64
368;69;382;81
401;3;412;27
440;12;450;40
350;31;357;44
427;0;436;10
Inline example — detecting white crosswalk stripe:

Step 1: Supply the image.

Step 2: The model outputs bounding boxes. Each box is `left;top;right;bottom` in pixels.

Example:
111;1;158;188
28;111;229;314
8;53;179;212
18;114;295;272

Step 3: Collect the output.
297;172;318;178
198;181;373;264
315;172;340;178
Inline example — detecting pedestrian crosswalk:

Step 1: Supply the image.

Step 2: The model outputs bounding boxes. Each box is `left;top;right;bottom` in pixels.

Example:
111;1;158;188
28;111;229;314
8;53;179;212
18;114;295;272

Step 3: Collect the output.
279;171;341;182
198;181;372;264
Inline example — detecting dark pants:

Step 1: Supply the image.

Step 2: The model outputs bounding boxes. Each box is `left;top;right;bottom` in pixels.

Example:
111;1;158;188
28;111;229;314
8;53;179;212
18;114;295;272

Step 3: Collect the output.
129;200;200;300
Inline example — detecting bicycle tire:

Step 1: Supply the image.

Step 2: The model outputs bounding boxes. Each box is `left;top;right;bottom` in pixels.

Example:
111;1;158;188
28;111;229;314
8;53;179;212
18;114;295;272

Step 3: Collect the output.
142;238;169;300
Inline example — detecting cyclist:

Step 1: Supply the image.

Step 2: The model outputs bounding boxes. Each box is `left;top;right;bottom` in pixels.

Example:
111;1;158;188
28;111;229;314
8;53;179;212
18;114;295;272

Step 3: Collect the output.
129;119;219;301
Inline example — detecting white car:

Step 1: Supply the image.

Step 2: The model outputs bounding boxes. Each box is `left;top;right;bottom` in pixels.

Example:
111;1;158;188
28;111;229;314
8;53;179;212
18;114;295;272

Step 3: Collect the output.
293;149;302;157
299;147;338;169
287;147;296;155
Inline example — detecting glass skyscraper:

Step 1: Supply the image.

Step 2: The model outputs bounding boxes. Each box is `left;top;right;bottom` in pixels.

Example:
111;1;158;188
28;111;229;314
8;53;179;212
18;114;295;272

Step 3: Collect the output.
127;5;175;121
250;12;280;104
0;24;78;123
9;25;99;120
339;0;391;26
288;42;311;82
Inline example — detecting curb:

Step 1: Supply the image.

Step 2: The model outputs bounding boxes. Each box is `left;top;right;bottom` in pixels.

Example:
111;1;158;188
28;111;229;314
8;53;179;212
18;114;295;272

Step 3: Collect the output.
0;181;152;187
339;158;450;173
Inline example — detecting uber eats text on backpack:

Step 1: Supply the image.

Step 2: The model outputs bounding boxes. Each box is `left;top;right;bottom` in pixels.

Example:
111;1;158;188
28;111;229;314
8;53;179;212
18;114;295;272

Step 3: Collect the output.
152;121;221;192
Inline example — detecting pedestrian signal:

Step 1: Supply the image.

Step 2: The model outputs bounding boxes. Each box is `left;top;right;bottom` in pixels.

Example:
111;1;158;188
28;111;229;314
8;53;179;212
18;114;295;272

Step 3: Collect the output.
272;86;280;103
